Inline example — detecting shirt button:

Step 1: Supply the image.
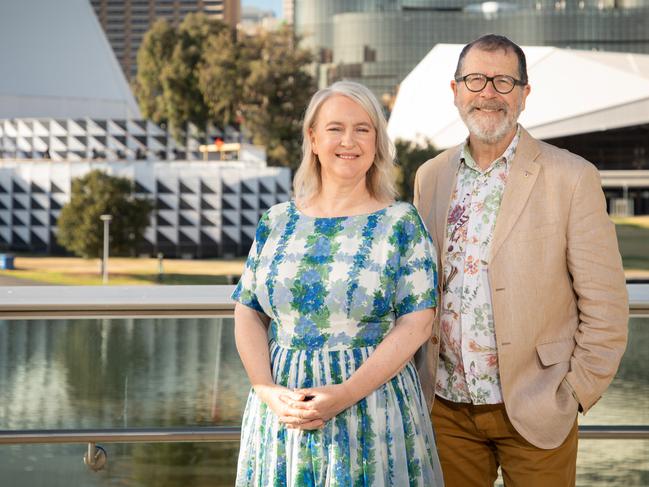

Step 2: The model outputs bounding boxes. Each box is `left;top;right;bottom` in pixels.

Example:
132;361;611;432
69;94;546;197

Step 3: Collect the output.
430;336;439;345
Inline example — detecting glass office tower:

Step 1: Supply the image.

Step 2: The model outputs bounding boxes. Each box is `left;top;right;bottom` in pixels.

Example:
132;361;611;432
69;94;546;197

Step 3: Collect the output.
295;0;649;98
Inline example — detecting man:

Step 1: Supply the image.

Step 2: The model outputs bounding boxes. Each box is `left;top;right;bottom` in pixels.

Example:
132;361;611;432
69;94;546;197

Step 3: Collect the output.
414;34;628;486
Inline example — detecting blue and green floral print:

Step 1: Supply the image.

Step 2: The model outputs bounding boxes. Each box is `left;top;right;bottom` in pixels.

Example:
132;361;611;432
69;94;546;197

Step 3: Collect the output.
232;201;443;486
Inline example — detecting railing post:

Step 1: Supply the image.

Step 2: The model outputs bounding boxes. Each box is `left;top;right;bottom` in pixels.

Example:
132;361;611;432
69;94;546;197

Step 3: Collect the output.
83;442;107;471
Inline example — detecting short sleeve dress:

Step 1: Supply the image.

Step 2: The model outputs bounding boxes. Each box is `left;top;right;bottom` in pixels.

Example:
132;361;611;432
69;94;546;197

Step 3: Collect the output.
232;200;444;486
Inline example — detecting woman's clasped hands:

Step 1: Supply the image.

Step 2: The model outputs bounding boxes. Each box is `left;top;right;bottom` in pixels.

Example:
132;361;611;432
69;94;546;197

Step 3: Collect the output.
255;383;357;430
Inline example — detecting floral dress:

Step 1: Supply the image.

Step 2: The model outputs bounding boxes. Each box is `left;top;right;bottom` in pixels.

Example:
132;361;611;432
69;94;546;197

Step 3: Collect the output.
232;200;444;486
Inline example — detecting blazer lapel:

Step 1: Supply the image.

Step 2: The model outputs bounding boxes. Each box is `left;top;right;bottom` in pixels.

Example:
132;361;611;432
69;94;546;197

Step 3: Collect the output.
490;128;541;261
435;146;461;253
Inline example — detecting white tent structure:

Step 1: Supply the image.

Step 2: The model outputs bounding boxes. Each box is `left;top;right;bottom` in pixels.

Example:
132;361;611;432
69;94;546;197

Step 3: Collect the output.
388;44;649;149
0;0;140;119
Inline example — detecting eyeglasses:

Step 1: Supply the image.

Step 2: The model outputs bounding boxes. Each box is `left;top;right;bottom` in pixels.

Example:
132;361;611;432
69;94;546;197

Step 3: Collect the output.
455;73;526;94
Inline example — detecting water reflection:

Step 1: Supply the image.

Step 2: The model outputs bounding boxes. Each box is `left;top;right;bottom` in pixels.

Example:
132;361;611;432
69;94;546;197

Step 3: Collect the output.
0;318;248;430
576;317;649;486
0;317;646;486
1;443;239;487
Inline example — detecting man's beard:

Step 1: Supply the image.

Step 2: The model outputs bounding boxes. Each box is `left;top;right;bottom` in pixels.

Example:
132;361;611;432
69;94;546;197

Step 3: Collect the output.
458;98;522;144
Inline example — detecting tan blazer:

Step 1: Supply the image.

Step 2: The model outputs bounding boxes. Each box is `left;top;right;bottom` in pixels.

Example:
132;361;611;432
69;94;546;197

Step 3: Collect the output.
413;128;628;449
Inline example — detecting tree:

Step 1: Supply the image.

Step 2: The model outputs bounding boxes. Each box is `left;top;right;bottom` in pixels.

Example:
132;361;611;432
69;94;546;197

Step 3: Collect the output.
133;14;228;139
198;29;250;130
133;20;315;169
133;19;177;124
239;28;315;168
163;13;228;139
394;139;441;202
57;170;153;258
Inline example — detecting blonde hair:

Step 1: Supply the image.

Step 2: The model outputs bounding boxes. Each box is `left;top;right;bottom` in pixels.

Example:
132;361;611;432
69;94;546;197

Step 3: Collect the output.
293;80;397;203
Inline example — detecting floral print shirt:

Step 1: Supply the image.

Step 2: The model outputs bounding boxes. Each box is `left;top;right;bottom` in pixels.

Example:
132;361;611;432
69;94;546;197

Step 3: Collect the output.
436;127;520;404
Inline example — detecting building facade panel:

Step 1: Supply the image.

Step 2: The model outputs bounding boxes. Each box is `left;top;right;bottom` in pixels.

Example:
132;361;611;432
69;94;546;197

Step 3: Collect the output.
0;159;289;257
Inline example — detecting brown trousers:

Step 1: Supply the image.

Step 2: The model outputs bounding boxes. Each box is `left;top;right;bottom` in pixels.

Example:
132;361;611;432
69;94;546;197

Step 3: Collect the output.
432;395;578;487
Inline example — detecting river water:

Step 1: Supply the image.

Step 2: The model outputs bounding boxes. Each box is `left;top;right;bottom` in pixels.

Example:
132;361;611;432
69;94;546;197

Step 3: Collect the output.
0;317;646;486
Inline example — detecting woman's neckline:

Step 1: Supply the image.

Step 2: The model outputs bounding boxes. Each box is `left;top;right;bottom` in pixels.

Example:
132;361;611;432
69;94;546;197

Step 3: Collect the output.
290;199;397;219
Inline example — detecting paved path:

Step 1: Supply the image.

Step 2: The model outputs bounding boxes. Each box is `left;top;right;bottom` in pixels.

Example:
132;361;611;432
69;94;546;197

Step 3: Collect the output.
0;275;53;286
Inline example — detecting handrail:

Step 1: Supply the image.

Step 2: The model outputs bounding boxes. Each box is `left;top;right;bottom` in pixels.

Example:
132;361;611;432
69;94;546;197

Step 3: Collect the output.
628;283;649;315
579;425;649;440
0;283;647;318
0;427;241;445
3;425;646;472
0;285;237;318
0;425;647;445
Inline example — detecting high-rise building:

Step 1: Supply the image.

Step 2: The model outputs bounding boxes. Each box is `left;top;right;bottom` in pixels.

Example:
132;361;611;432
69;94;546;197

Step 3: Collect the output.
90;0;241;80
238;6;278;35
294;0;649;98
283;0;294;24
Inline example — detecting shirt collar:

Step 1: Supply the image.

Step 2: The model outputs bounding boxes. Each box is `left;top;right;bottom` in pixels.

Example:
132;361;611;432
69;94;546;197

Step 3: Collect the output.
459;125;521;174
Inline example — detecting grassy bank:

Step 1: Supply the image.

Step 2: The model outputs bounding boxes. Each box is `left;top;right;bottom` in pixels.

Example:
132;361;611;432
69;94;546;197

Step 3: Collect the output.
0;256;245;286
613;217;649;276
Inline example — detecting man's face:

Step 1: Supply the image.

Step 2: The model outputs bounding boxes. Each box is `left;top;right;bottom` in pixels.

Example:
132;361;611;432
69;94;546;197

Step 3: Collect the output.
452;47;531;145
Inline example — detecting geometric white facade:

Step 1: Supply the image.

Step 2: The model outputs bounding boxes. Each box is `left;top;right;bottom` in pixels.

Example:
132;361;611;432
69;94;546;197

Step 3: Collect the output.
0;118;254;163
0;116;290;256
0;159;291;257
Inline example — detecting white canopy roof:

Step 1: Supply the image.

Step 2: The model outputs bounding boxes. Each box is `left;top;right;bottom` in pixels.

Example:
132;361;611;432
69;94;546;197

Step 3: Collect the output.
0;0;140;119
388;44;649;149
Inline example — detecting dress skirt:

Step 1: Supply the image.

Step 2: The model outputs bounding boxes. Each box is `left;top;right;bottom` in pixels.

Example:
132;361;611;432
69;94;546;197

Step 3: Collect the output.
235;341;444;486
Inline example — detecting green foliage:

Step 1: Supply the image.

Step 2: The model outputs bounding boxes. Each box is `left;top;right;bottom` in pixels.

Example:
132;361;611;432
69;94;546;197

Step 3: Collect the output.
134;14;228;139
163;13;227;139
134;18;315;169
239;27;315;168
199;29;249;128
614;221;649;270
394;139;441;202
133;19;176;123
57;170;153;258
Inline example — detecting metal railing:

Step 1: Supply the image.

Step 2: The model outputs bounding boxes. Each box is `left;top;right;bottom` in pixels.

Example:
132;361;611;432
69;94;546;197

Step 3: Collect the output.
0;425;646;444
0;283;647;472
0;285;237;318
0;425;647;472
0;283;647;317
0;428;241;472
0;427;242;445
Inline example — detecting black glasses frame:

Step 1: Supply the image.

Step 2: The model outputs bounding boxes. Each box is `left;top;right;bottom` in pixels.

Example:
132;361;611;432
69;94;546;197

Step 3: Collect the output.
455;73;527;94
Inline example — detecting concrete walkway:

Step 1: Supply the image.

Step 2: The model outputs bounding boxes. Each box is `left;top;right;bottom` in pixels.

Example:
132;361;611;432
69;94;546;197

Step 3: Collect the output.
0;275;53;286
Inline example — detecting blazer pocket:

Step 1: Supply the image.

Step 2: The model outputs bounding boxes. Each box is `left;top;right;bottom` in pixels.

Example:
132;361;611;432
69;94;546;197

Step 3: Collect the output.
536;338;575;366
513;222;560;242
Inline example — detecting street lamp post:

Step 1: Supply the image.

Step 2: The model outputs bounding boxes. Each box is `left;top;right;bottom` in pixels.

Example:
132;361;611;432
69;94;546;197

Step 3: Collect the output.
100;215;112;285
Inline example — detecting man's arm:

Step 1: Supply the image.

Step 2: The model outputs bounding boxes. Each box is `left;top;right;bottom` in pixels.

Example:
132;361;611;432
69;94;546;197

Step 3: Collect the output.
564;163;628;413
413;166;422;208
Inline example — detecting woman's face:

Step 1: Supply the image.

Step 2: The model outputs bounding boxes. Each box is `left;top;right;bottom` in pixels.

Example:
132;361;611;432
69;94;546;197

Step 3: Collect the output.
309;95;376;188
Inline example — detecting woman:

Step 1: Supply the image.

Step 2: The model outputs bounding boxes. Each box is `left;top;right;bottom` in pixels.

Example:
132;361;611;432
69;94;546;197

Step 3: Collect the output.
232;81;443;486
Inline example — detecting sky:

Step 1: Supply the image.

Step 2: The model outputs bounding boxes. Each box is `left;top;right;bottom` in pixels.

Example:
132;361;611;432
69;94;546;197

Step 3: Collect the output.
243;0;283;17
